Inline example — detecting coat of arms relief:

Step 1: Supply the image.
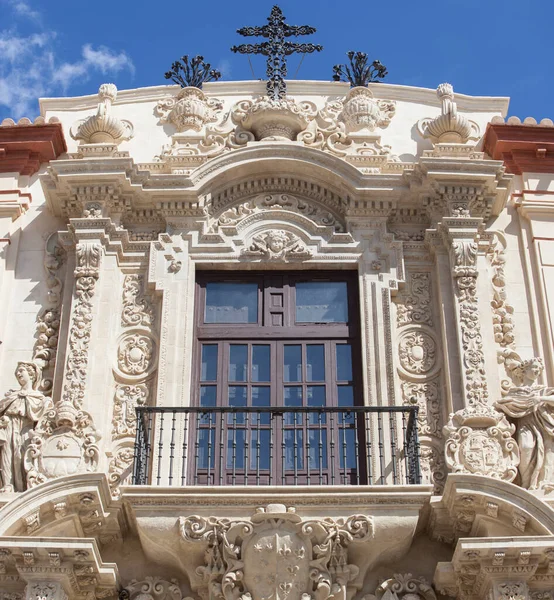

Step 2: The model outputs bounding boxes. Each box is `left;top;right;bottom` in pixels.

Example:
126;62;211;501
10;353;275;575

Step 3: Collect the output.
179;504;373;600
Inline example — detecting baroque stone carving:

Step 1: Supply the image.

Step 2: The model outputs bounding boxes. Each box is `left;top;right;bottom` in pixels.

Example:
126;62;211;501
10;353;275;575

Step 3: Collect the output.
122;275;155;328
0;362;51;492
396;273;433;328
297;94;398;172
180;504;373;600
487;233;516;348
71;83;133;144
117;333;155;377
156;87;224;132
398;330;437;376
121;577;186;600
241;230;312;262
24;402;100;487
395;272;445;493
112;383;149;439
232;98;317;141
339;86;396;132
443;411;519;481
418;83;480;144
363;573;437;600
496;350;554;491
213;193;344;233
61;243;101;409
25;582;68;600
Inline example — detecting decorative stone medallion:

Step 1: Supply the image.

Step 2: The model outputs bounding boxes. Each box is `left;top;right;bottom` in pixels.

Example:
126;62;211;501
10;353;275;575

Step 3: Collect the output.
115;331;156;380
398;329;438;378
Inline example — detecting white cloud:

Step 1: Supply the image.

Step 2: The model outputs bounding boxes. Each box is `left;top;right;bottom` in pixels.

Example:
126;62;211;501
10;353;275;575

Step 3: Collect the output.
0;3;134;118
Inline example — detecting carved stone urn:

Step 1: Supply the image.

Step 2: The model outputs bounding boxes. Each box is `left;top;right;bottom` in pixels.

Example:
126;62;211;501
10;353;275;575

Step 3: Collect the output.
156;87;222;132
235;98;316;141
340;86;395;132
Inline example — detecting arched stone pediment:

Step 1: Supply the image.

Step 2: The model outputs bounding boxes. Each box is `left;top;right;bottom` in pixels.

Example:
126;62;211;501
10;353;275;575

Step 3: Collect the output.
191;143;366;194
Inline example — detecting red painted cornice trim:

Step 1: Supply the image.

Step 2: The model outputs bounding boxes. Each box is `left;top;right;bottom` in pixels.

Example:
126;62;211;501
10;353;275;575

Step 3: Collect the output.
483;123;554;175
0;123;67;176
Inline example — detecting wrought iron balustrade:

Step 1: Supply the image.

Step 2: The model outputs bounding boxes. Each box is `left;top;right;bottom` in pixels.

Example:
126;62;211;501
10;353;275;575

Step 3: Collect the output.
132;406;421;486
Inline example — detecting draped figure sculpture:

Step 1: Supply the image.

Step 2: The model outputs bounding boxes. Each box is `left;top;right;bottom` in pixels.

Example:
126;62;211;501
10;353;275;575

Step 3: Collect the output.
0;362;49;492
495;350;554;491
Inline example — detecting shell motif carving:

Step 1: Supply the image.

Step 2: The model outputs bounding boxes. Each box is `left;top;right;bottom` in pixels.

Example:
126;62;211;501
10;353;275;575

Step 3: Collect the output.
339;87;395;132
156;87;223;132
398;330;437;376
117;333;155;378
71;83;133;144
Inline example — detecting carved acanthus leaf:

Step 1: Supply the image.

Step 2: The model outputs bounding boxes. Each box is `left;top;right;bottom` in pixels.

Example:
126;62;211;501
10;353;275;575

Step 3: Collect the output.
156;86;224;132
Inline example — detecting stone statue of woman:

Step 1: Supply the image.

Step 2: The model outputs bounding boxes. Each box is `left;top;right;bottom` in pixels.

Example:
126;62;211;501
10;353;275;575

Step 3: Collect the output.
0;361;49;492
495;351;554;491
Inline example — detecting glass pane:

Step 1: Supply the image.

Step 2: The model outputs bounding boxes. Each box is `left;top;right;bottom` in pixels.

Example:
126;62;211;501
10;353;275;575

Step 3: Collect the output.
201;345;218;382
252;345;270;382
200;386;216;424
308;429;328;470
284;386;303;425
229;345;248;382
228;386;247;424
307;386;326;425
296;282;348;323
284;345;302;382
252;386;270;425
205;282;258;323
336;344;353;381
197;428;215;469
307;345;325;381
338;386;355;424
200;385;217;407
226;429;246;469
250;429;270;470
285;430;304;470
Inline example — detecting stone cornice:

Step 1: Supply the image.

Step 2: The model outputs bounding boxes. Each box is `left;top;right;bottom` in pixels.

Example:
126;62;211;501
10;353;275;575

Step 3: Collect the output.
39;80;509;114
0;123;67;176
484;122;554;174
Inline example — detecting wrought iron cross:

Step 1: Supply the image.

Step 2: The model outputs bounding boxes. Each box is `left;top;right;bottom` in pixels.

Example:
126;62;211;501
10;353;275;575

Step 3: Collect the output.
231;5;323;101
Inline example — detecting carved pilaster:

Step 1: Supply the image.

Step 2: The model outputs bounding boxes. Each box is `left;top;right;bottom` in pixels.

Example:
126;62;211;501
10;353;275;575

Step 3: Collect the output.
60;241;102;410
109;274;157;496
426;185;519;481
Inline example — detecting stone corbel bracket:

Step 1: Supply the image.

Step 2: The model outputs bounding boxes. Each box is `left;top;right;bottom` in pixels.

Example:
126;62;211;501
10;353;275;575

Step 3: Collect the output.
0;536;119;599
434;536;554;599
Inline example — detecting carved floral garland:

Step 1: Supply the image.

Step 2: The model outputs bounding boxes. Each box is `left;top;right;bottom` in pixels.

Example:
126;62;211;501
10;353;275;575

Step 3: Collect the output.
61;243;101;408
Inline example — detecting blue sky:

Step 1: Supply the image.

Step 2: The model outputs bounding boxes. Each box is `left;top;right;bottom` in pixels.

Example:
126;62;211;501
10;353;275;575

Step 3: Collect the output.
0;0;552;121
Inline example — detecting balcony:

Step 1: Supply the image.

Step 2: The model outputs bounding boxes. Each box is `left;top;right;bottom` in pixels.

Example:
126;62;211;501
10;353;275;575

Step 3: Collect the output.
131;406;421;486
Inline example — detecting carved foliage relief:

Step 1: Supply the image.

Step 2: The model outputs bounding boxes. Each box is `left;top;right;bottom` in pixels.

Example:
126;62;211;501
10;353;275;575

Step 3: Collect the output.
395;273;446;492
180;505;373;600
110;274;157;494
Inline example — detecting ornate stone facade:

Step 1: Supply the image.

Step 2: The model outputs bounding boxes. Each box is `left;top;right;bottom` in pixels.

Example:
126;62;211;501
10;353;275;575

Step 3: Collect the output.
1;78;554;600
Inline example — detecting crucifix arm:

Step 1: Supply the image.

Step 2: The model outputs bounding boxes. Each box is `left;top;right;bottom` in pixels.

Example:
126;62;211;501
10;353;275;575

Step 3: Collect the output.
283;42;324;56
236;26;269;37
283;25;317;36
231;43;270;55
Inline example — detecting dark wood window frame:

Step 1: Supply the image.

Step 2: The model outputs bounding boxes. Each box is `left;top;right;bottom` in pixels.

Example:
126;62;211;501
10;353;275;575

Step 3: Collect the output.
192;270;364;484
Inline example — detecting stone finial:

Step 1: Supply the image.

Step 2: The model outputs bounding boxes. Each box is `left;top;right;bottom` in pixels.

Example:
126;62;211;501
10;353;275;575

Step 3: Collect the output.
339;86;395;132
418;82;480;144
71;83;134;144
